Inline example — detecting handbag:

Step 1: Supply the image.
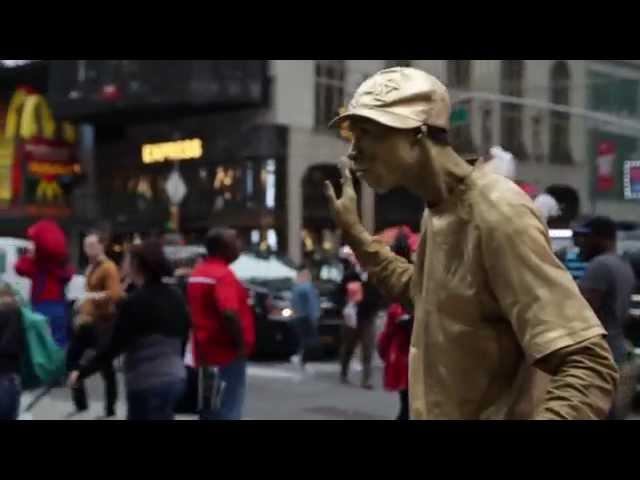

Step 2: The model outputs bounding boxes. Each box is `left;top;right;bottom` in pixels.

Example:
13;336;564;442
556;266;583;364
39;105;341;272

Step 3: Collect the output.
175;334;226;415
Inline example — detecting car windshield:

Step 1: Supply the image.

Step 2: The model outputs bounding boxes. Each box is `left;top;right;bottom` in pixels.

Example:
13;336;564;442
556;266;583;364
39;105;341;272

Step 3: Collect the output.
230;253;297;285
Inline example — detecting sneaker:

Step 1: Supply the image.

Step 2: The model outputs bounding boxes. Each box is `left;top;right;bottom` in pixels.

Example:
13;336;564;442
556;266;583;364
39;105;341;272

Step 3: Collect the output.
95;412;117;420
290;354;301;366
65;408;87;419
361;383;374;390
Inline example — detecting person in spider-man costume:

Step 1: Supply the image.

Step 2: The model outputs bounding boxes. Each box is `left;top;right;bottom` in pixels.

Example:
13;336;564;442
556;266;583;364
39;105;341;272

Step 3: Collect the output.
15;219;74;348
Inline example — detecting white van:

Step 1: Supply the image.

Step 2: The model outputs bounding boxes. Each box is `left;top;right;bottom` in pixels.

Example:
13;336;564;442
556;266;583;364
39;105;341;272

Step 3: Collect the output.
0;237;33;301
0;236;86;303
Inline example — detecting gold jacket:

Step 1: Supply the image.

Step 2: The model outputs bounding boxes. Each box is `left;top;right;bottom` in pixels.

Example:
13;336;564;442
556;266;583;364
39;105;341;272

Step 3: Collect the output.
346;163;618;420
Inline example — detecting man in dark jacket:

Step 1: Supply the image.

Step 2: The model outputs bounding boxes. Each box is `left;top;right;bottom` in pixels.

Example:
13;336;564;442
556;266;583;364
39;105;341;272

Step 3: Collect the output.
0;283;25;420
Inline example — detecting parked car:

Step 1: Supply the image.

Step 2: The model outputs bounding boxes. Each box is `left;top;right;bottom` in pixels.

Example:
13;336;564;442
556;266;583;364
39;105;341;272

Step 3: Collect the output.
229;251;343;358
0;237;33;301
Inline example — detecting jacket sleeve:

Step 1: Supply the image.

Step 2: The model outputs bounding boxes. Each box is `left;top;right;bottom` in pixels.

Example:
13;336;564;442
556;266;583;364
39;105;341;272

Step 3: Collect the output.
308;287;322;323
534;335;618;420
77;299;136;380
377;306;401;360
481;205;607;363
15;255;35;278
104;263;123;304
344;226;414;307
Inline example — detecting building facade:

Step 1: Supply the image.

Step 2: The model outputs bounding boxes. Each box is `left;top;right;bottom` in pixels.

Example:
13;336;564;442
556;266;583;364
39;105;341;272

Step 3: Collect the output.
32;60;640;265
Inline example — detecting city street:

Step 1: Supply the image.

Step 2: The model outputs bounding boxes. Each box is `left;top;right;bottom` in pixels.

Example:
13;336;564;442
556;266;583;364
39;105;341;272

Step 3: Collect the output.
19;358;398;420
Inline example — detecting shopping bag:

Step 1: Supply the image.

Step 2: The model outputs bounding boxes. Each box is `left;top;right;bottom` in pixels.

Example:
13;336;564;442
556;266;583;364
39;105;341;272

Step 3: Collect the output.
20;304;66;390
7;285;66;390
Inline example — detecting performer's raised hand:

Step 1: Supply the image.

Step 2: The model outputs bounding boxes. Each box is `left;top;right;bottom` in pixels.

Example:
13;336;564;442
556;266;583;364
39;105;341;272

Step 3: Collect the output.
324;158;362;232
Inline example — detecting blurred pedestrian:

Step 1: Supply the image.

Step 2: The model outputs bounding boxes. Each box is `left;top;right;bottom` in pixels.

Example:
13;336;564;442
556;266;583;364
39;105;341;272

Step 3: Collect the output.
578;216;636;419
562;228;588;281
120;248;137;297
68;240;189;420
290;266;321;372
338;246;383;389
0;283;25;420
187;227;255;420
15;220;74;348
377;232;413;420
66;231;122;418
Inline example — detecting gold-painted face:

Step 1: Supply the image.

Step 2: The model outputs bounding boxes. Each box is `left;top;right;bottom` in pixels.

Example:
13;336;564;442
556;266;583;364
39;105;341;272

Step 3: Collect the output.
346;117;419;194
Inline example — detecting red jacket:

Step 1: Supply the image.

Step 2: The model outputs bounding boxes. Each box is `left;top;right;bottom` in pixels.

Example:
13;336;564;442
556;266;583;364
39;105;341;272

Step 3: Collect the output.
377;303;411;392
187;257;255;367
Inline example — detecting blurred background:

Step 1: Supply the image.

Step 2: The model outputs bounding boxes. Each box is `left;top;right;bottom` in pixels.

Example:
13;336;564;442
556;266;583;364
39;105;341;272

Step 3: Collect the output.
2;60;640;419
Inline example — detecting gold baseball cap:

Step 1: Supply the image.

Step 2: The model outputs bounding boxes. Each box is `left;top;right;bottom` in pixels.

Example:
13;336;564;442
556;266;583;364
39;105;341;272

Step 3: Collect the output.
329;67;451;131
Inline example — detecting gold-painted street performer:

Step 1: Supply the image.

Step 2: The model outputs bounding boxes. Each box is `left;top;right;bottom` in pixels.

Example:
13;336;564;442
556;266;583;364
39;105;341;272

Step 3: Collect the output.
325;67;618;419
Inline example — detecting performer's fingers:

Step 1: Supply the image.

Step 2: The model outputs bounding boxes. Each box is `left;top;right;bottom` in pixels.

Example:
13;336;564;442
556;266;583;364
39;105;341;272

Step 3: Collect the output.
338;158;353;187
324;180;338;206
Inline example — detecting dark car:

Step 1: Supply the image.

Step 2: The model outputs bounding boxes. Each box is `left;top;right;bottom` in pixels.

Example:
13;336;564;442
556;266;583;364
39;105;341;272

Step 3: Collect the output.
236;253;344;359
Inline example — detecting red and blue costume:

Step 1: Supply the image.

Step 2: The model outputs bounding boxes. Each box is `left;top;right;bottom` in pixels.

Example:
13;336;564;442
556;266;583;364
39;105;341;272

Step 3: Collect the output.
15;220;74;348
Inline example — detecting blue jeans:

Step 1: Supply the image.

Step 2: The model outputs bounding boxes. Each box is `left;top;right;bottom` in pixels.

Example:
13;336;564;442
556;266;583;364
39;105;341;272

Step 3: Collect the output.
33;301;69;348
126;379;186;421
0;374;21;420
200;357;247;421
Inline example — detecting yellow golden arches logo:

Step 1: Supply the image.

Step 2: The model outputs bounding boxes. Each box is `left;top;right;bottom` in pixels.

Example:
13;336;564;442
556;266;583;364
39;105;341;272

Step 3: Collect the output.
35;178;64;203
20;94;56;140
4;88;29;139
4;88;76;142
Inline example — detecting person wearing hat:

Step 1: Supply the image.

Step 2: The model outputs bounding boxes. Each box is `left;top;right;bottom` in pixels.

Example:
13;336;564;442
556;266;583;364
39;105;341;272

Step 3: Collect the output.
576;216;636;419
325;67;618;420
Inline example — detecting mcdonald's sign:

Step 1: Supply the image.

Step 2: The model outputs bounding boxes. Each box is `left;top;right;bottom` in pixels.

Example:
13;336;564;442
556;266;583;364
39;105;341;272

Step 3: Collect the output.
1;86;80;211
0;139;13;204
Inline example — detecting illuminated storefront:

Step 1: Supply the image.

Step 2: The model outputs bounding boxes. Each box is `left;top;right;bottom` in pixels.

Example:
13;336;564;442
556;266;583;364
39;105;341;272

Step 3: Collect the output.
94;113;289;252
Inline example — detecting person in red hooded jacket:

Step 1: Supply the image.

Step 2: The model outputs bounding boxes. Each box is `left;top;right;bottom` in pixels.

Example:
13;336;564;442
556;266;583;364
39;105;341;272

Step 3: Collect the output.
377;231;413;420
15;220;74;348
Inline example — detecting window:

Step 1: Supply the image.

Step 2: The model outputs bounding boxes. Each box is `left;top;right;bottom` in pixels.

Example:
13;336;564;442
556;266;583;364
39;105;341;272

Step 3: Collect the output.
549;61;573;164
448;61;475;155
386;60;412;68
500;60;528;161
447;60;472;90
589;70;639;117
315;60;345;129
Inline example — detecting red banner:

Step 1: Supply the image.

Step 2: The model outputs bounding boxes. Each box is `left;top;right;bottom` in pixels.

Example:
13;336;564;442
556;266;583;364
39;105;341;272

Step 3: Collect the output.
597;140;616;192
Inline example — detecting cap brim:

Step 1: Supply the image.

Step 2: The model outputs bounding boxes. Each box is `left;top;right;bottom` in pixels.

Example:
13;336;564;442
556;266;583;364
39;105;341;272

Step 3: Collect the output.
329;108;423;130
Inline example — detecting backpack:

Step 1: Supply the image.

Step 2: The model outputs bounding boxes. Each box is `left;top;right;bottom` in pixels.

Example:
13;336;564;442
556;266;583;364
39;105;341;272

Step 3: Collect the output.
4;284;66;390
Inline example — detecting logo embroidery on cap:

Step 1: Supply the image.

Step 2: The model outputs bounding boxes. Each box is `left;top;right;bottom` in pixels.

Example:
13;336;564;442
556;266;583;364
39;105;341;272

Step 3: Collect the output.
352;77;401;109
